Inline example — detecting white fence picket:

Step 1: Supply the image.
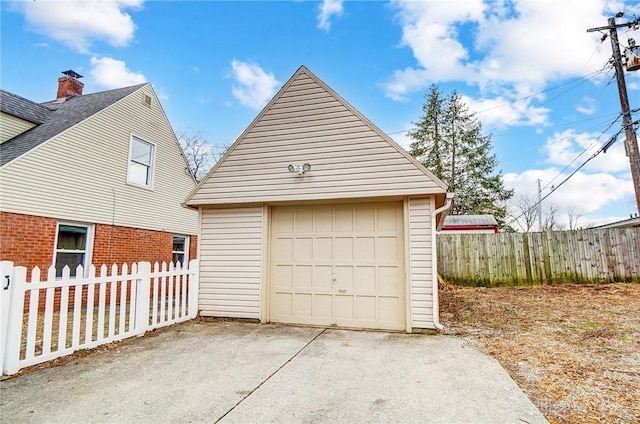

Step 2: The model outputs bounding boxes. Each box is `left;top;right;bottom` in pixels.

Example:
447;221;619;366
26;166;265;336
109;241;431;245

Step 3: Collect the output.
108;264;117;339
0;259;199;375
25;267;40;361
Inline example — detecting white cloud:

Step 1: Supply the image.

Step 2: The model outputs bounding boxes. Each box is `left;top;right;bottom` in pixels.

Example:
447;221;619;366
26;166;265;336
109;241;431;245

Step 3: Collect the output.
230;60;280;110
504;168;634;216
317;0;343;31
89;57;146;89
575;96;596;115
462;95;551;128
385;0;618;100
17;0;143;53
542;129;630;173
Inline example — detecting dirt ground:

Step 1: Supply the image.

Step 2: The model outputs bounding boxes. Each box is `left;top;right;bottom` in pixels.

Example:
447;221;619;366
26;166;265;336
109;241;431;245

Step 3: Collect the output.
439;282;640;424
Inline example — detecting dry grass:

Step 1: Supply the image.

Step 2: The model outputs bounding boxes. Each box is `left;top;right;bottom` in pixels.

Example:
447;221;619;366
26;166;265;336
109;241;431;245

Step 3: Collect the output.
439;282;640;424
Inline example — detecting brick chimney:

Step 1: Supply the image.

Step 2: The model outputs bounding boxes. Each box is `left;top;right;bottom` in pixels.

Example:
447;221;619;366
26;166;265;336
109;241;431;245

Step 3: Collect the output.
56;70;84;99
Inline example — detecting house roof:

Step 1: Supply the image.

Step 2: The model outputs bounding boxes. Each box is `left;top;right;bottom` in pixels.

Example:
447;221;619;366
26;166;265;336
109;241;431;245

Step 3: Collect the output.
1;84;146;167
592;216;640;229
442;214;499;228
0;89;52;124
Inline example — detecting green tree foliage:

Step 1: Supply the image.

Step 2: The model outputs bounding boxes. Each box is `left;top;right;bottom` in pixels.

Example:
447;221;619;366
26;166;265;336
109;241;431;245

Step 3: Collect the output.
409;85;513;227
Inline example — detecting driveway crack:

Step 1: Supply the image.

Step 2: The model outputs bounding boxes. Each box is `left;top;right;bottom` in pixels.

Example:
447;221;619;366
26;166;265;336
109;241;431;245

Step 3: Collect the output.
214;328;327;423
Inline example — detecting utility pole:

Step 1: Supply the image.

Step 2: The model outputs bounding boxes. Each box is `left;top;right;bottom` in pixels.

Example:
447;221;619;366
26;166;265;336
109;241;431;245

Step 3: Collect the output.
537;179;542;231
588;16;640;213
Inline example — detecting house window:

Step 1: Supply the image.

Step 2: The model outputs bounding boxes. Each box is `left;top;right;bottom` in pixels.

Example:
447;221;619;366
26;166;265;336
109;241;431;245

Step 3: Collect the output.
128;135;155;188
172;235;189;265
54;223;93;277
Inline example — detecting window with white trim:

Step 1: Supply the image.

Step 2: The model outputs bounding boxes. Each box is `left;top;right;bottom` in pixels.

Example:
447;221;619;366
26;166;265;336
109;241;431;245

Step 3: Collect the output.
54;223;93;277
127;135;155;188
172;235;189;265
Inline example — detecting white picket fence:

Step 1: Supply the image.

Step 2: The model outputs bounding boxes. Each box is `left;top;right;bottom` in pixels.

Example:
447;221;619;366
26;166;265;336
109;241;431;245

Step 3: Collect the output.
0;259;199;375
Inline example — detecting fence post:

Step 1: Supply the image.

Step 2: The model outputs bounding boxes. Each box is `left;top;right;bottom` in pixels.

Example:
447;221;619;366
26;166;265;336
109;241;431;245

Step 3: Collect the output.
135;262;151;337
188;259;199;319
3;265;27;375
0;261;14;375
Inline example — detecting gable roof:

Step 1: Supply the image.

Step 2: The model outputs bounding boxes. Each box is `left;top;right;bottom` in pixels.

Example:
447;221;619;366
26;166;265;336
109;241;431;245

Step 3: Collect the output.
442;214;498;228
0;84;146;167
187;66;448;206
0;89;51;124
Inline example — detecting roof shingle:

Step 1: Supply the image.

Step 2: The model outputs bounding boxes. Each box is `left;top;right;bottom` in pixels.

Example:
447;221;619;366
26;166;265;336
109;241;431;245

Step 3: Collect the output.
0;84;146;167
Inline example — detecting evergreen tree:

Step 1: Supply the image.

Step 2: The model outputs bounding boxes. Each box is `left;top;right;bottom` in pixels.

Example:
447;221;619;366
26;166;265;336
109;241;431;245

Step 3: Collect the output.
409;85;513;227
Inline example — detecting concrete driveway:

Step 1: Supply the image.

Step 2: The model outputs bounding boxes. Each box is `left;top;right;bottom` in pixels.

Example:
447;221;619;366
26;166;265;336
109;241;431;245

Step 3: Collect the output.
0;321;547;424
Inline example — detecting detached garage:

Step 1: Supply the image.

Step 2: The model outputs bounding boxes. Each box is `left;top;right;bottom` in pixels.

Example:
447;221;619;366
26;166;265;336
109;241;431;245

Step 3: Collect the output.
186;66;451;332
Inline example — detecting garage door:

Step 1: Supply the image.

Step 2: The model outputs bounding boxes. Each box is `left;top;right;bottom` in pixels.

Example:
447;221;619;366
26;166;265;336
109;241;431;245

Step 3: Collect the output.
269;203;405;330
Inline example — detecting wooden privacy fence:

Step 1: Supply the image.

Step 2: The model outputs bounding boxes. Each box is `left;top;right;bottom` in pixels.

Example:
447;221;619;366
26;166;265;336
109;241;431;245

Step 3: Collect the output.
437;228;639;286
0;259;199;375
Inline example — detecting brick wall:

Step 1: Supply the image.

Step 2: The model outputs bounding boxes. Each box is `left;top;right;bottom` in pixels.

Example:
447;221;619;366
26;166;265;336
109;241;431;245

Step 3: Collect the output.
0;212;198;278
0;212;58;274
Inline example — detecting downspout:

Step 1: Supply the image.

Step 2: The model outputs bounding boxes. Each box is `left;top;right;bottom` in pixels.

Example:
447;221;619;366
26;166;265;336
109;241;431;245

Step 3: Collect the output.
432;192;454;330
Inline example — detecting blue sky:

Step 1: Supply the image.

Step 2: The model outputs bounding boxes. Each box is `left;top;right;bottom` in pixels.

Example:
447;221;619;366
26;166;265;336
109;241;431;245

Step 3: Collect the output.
2;0;639;229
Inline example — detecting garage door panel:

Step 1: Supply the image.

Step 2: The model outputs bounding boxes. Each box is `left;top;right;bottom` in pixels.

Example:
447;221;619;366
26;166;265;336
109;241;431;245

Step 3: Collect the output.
314;238;333;260
274;292;292;315
295;210;314;232
274;211;294;232
354;238;375;262
378;237;399;262
356;266;375;290
335;266;354;289
356;297;376;320
293;265;312;288
335;296;354;320
334;209;354;231
270;203;405;331
274;265;293;288
313;266;333;288
294;238;313;261
294;294;313;316
356;208;375;231
314;294;333;318
377;207;399;231
315;210;333;232
335;238;354;260
379;297;400;322
273;238;294;260
378;266;399;290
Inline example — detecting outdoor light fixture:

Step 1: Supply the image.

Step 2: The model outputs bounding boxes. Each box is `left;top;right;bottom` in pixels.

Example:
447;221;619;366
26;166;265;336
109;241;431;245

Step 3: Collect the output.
288;163;311;175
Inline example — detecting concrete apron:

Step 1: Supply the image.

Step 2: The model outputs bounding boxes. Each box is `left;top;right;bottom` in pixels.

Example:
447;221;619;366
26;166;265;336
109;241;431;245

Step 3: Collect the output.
0;321;547;424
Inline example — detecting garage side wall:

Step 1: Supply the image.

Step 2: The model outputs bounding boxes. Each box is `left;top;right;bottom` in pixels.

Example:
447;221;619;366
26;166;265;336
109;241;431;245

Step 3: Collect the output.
199;206;263;319
408;197;435;329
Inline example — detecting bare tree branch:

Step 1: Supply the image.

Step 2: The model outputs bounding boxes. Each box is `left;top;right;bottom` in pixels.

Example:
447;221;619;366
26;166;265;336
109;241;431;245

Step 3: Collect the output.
508;194;538;232
541;204;565;232
177;129;228;182
567;206;585;230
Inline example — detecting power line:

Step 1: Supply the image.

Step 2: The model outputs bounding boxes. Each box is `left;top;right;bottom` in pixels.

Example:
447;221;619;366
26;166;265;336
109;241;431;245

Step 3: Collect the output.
506;125;628;228
541;113;623;191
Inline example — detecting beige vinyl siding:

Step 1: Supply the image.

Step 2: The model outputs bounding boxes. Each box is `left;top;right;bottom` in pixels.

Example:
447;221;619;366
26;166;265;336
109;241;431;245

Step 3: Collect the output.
0;85;197;235
188;70;445;206
199;206;263;319
408;197;435;329
0;112;36;143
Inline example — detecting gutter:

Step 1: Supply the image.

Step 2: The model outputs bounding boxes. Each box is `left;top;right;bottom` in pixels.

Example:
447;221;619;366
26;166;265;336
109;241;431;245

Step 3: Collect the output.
431;192;454;330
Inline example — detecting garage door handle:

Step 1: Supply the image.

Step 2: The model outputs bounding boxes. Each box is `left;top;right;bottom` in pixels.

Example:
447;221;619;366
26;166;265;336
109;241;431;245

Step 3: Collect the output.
338;289;346;293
